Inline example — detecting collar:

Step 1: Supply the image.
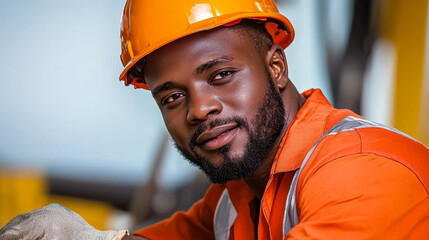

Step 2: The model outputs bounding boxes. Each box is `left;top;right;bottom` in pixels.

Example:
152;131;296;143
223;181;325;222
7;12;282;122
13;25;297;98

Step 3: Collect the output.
270;88;334;174
225;89;334;211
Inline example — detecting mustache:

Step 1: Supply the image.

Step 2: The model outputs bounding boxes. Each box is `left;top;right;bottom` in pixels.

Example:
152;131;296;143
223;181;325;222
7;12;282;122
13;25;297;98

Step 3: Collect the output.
189;116;248;147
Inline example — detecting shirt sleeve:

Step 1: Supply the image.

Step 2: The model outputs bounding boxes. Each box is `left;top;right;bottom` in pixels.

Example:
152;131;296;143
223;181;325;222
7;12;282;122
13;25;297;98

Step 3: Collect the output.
133;184;224;240
286;153;429;240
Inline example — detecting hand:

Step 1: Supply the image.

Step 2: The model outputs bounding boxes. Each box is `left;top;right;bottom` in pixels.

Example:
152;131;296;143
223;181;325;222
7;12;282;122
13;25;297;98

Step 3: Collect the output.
0;203;128;240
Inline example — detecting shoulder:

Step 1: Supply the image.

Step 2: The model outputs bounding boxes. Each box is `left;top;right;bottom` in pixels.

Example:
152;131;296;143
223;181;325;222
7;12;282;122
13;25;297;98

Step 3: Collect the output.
299;117;429;194
290;153;429;239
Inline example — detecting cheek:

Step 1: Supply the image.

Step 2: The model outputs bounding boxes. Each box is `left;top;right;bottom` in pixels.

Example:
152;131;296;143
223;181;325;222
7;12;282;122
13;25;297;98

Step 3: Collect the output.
223;79;266;117
163;112;189;146
232;85;250;107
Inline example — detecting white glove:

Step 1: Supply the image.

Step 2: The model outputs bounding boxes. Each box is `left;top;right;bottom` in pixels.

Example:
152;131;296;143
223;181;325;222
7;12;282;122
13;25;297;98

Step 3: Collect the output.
0;203;128;240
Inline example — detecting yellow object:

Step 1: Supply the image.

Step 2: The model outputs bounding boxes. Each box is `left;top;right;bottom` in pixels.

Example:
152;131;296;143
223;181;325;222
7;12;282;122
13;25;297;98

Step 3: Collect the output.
0;169;47;227
0;168;115;230
380;0;428;144
119;0;295;89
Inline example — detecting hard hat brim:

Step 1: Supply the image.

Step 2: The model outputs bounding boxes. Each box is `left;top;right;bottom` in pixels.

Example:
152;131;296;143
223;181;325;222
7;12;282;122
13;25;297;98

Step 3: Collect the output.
120;13;294;90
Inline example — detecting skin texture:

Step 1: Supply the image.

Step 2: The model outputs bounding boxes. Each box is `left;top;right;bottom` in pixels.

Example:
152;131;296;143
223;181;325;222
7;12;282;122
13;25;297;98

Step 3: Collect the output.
144;26;305;199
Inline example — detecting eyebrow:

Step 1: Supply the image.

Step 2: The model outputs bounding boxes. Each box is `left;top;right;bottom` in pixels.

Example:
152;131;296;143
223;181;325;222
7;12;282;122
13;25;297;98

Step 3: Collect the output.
196;56;235;74
151;56;235;97
151;81;178;97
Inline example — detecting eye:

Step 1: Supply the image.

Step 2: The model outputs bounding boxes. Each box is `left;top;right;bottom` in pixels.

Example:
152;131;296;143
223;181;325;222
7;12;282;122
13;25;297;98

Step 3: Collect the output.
162;92;184;105
212;71;233;81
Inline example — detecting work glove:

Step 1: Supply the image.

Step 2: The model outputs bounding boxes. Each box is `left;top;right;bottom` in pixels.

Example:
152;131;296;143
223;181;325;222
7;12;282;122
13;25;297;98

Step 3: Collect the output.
0;203;128;240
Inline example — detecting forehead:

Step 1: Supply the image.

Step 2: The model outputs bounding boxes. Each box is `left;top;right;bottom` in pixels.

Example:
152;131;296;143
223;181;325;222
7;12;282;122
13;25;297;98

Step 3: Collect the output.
144;26;261;82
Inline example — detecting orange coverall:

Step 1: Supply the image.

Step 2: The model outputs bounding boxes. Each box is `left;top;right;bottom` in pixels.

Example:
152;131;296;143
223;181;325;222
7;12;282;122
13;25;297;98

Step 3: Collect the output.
135;89;429;239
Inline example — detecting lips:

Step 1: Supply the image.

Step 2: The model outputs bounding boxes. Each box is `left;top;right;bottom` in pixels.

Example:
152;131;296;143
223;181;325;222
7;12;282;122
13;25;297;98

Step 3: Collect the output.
195;122;238;150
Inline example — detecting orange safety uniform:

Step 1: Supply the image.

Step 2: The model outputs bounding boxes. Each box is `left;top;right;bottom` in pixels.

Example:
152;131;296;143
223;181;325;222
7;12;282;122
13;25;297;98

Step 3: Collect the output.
134;89;429;239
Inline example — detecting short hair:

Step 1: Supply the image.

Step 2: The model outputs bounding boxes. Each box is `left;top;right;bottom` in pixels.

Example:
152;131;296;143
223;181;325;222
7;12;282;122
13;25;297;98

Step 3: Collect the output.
128;19;274;81
228;19;274;55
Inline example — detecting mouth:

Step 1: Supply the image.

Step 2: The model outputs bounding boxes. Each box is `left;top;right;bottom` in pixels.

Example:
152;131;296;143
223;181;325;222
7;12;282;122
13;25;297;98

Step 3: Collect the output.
195;123;239;151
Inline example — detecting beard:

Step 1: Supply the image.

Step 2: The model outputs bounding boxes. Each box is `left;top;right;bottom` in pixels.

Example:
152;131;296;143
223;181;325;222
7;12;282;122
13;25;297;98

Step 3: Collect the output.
174;71;286;184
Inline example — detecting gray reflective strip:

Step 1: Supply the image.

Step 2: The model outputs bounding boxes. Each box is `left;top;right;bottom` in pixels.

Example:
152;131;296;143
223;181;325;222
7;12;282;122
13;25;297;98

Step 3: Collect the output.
214;189;237;240
282;116;418;237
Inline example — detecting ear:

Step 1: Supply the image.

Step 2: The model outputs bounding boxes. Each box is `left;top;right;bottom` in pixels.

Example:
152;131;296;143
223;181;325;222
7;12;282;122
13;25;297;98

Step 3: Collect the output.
265;45;288;91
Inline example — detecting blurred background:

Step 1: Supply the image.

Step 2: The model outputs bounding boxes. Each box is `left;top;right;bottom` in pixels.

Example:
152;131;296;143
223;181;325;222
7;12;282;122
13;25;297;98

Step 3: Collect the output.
1;0;428;232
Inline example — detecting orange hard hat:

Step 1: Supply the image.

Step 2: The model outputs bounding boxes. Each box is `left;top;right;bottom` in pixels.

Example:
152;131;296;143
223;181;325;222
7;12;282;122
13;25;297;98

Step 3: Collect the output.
119;0;295;90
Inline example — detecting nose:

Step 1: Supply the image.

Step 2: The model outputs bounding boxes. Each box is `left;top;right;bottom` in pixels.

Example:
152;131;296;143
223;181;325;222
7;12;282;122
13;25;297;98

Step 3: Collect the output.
186;88;222;124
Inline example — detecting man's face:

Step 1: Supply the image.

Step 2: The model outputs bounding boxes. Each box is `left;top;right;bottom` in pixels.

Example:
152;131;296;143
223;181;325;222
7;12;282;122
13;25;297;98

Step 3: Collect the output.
144;27;285;183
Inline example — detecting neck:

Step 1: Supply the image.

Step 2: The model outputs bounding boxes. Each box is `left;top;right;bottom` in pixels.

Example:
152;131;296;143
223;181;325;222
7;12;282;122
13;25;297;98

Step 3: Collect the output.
245;81;306;200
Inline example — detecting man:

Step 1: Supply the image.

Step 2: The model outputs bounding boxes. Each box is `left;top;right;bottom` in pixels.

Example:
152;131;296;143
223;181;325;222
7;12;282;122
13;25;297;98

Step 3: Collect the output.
1;0;428;239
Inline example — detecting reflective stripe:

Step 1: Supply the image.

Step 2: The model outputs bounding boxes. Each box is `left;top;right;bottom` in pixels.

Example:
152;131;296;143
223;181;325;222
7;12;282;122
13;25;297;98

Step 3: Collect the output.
282;116;418;237
214;189;237;240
